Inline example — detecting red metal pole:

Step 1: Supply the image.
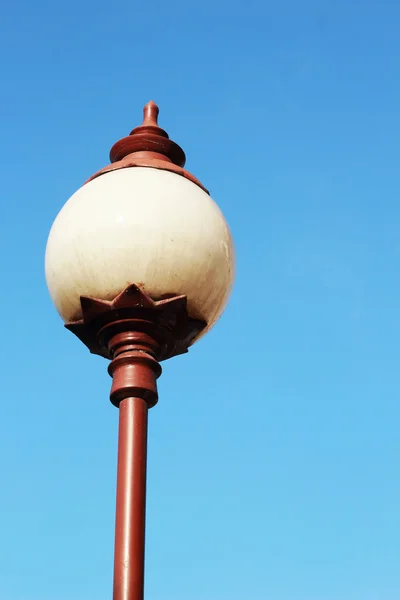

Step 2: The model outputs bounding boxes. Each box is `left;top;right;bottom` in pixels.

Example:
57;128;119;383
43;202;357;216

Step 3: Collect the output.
107;325;161;600
113;396;148;600
64;285;205;599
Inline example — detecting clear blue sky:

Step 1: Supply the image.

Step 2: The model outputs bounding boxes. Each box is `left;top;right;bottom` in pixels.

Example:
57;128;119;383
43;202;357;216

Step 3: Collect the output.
1;1;400;599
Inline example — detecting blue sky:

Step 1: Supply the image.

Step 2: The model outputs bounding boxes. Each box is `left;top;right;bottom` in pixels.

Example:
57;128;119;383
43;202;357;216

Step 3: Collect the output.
1;0;400;598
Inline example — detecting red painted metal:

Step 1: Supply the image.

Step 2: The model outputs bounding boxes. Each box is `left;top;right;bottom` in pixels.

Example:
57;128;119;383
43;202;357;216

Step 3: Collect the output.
85;101;209;193
65;283;206;363
107;319;161;600
114;397;148;600
65;284;206;598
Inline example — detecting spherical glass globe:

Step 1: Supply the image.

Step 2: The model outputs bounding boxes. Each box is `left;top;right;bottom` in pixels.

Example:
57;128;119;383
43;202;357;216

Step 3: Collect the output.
45;167;235;340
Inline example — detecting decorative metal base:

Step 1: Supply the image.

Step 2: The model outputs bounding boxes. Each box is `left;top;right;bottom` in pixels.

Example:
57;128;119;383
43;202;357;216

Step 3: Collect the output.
65;283;206;408
65;283;206;362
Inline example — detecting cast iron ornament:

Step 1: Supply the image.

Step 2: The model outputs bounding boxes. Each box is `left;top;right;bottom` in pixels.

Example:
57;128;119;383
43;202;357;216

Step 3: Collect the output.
86;100;209;193
65;283;206;362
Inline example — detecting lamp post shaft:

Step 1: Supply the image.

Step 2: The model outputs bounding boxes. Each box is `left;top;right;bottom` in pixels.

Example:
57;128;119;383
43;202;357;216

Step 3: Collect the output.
113;396;148;600
107;325;162;600
62;285;207;599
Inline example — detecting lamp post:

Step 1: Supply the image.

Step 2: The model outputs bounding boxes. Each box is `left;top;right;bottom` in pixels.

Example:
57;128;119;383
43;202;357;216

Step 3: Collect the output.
45;101;235;600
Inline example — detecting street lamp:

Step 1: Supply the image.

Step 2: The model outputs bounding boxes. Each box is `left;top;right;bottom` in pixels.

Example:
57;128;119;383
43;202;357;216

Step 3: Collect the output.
45;101;235;600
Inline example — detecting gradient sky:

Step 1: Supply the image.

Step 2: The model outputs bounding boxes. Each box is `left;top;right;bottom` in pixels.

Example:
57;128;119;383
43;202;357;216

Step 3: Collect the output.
1;1;400;599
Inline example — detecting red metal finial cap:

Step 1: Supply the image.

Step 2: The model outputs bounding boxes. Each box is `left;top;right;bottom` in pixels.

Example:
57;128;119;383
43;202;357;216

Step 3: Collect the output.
110;100;184;165
142;100;159;128
86;101;209;194
128;100;168;139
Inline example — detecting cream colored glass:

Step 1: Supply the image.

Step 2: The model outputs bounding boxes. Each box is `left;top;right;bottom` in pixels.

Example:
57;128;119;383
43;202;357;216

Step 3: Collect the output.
45;167;235;338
